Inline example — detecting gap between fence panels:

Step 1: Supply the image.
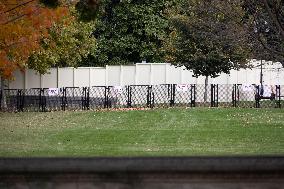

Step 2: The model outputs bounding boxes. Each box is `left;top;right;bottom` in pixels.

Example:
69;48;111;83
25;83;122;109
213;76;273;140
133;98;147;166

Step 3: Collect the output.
0;84;282;112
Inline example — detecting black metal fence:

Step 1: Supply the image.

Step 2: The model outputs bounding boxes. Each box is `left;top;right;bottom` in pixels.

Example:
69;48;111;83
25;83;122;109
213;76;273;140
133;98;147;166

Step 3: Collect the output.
0;84;283;112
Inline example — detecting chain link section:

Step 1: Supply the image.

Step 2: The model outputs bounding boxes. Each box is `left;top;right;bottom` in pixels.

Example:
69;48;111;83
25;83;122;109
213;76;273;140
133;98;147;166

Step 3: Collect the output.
1;84;283;112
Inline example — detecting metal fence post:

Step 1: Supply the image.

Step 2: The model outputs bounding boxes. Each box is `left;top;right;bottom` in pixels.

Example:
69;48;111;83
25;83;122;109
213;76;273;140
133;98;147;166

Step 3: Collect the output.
38;89;42;112
39;89;46;112
61;88;66;111
170;84;175;107
216;84;219;107
232;84;235;107
86;87;90;110
193;84;196;107
210;84;218;107
127;86;132;108
276;85;281;108
211;84;214;107
16;89;24;112
82;87;87;110
190;84;196;107
104;86;110;109
255;85;260;108
147;85;154;108
210;84;213;107
82;87;85;110
147;85;151;108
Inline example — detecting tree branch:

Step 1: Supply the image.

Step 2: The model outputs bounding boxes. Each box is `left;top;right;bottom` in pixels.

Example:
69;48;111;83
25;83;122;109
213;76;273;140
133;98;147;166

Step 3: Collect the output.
262;0;284;37
2;14;26;25
1;6;41;25
257;33;284;57
1;0;36;14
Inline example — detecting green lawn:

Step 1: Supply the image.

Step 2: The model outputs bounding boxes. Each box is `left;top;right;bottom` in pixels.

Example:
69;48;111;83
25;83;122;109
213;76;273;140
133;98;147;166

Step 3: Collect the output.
0;108;283;157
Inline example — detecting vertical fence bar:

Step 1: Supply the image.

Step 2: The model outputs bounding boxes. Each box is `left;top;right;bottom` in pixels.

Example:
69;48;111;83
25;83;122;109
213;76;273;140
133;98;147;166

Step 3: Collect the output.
16;89;24;112
104;87;109;109
210;84;213;107
216;84;219;107
170;84;175;107
237;84;240;103
211;84;214;107
151;87;154;108
232;84;236;107
82;87;86;110
39;89;42;112
61;88;66;111
40;88;46;112
82;87;85;110
255;85;260;108
127;86;132;108
16;90;20;111
276;85;281;108
172;84;176;106
210;84;218;107
147;85;151;108
86;87;90;110
193;84;196;107
190;84;194;107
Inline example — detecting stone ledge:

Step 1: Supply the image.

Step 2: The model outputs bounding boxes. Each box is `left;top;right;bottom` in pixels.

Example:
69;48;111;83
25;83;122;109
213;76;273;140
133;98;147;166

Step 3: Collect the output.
0;157;283;189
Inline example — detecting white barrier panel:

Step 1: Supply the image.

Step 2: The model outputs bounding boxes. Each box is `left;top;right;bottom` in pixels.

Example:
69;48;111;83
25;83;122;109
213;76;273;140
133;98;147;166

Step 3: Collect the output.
26;69;41;89
91;68;106;86
152;64;166;85
122;66;135;85
136;64;151;85
58;68;73;87
108;66;121;86
182;69;195;84
9;70;25;89
228;70;238;84
167;65;181;84
42;69;57;88
74;68;90;87
6;61;284;89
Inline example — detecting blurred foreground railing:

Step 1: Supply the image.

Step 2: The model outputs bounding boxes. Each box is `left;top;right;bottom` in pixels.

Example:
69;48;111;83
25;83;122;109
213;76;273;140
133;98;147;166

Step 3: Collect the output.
0;157;283;189
1;84;283;112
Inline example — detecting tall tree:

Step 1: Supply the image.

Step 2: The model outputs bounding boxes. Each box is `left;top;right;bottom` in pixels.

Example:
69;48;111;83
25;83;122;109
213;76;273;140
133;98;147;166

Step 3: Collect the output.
166;0;252;101
0;0;68;109
77;0;177;66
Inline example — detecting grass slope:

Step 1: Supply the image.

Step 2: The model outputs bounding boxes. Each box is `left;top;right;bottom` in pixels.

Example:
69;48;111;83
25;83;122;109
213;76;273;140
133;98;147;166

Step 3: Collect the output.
0;108;283;157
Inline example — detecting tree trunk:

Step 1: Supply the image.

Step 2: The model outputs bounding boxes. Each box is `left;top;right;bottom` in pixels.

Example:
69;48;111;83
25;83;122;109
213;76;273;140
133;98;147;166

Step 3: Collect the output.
0;77;7;110
204;76;209;103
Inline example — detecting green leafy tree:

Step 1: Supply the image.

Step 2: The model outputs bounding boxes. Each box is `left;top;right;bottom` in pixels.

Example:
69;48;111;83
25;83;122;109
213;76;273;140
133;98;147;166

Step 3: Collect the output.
78;0;177;66
28;8;96;74
166;0;252;101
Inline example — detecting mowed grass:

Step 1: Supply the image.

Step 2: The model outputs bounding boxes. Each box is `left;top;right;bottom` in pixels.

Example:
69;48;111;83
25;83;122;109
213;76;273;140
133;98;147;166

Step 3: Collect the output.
0;108;283;157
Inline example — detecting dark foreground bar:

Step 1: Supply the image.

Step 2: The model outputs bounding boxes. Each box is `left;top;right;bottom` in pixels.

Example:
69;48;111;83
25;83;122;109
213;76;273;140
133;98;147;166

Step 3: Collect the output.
0;157;284;189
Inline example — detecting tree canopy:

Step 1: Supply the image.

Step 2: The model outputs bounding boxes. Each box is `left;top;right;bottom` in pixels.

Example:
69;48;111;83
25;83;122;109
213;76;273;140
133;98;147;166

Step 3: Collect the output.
28;8;96;74
0;0;69;79
165;0;252;78
79;0;177;66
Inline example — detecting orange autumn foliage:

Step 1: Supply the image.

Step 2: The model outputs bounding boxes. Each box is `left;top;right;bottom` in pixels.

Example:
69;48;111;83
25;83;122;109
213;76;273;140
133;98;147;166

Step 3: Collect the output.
0;0;69;79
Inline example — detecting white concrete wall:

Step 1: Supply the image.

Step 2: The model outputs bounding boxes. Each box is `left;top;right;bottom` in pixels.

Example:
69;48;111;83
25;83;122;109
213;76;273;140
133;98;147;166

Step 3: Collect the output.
7;61;284;89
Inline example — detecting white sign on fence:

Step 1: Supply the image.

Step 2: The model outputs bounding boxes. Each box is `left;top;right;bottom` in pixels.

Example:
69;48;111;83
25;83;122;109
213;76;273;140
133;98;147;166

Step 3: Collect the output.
262;85;272;97
241;84;254;92
176;84;189;92
48;88;59;96
114;86;123;94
